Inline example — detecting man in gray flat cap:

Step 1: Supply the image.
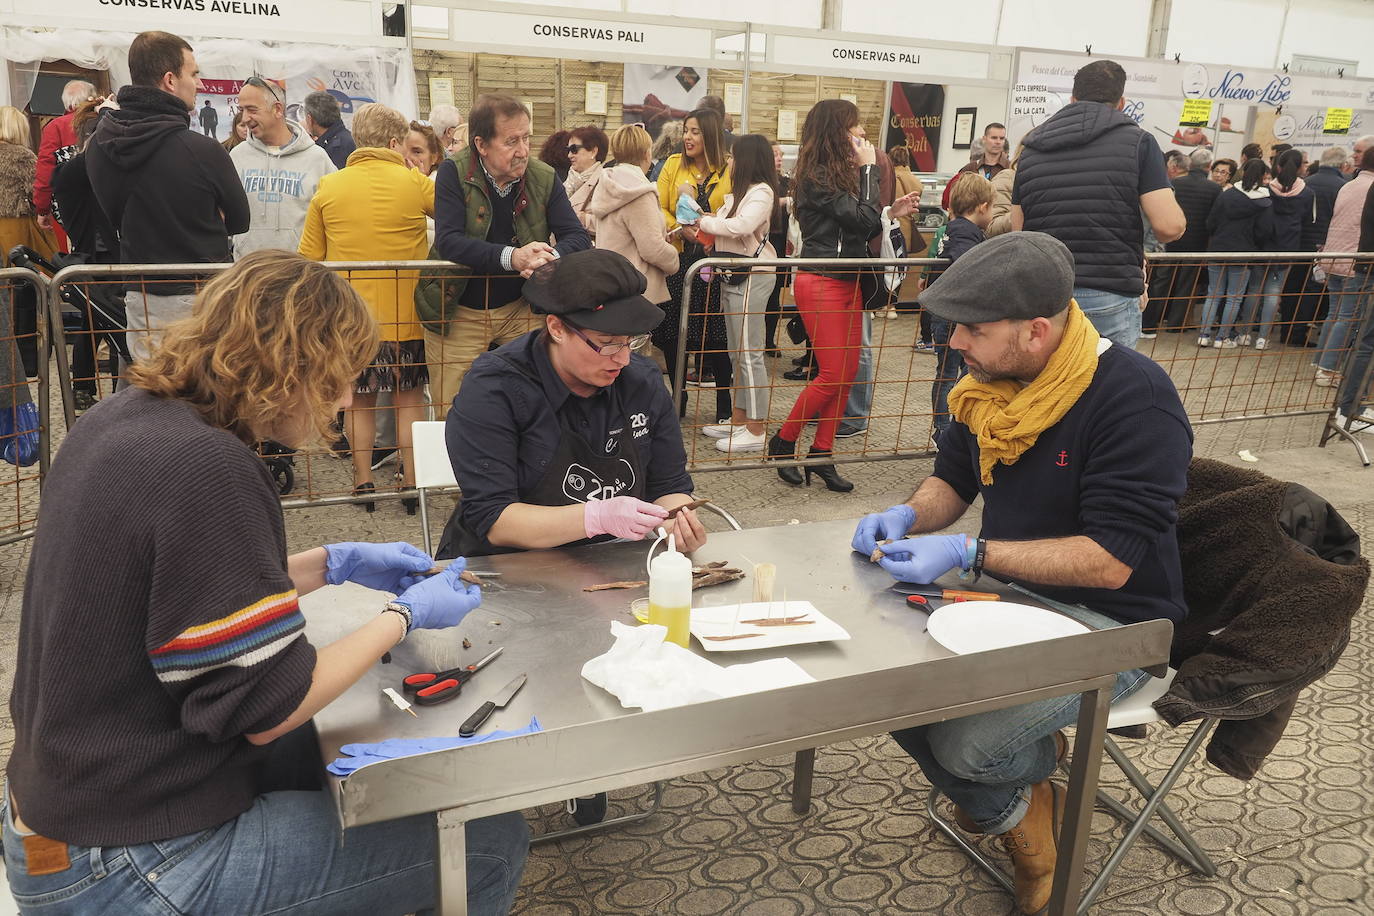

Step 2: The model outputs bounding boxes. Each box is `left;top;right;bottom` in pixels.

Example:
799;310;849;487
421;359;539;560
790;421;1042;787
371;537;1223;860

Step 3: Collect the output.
851;232;1193;915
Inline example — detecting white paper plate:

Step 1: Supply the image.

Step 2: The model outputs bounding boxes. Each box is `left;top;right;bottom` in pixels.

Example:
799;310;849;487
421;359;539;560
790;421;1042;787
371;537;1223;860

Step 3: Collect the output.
926;601;1091;655
689;601;850;652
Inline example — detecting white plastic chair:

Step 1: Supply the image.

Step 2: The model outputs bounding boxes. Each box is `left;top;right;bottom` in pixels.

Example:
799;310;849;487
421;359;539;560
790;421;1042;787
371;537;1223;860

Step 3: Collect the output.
410;421;459;556
925;668;1218;914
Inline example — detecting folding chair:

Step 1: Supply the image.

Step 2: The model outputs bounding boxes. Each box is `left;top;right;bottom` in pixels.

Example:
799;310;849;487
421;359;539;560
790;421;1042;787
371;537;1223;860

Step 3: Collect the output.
925;668;1219;915
411;420;459;556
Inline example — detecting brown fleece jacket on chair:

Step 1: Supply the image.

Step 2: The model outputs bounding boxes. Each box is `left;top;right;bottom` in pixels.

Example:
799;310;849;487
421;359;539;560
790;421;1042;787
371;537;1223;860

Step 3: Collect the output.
1155;458;1368;780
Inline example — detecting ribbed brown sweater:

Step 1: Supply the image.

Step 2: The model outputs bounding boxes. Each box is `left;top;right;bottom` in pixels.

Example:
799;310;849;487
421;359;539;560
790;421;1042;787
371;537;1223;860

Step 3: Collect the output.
7;388;316;846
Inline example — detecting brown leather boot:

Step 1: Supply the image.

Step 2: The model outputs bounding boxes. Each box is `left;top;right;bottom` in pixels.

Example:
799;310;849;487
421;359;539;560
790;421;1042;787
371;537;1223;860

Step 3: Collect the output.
999;779;1066;914
951;730;1067;834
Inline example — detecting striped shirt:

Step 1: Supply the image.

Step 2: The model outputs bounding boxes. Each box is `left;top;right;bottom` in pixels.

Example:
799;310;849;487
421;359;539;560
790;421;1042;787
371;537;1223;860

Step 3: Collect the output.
8;388;316;847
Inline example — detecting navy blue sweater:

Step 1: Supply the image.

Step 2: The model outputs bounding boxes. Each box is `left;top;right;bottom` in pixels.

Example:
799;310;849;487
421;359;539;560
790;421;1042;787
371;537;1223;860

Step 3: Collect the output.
934;343;1193;624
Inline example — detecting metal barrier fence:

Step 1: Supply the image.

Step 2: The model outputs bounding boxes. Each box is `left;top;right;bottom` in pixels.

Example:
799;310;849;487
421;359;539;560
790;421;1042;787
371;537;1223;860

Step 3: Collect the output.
26;250;1372;546
670;252;1372;473
0;267;50;546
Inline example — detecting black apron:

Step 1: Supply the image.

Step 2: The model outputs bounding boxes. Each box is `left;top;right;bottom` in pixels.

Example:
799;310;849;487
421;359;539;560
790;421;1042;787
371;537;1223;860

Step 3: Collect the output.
437;381;647;559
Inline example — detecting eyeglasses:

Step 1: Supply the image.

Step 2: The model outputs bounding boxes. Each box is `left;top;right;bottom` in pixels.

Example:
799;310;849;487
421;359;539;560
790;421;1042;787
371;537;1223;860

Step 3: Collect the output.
566;144;584;154
244;75;283;103
564;324;650;357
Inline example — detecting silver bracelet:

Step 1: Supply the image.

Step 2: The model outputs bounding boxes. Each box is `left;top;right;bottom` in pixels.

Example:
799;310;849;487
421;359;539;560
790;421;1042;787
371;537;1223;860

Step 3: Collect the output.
382;602;413;641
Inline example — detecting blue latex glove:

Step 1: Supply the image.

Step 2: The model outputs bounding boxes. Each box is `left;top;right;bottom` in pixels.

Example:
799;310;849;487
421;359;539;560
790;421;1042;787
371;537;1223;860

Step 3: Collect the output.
877;534;971;584
394;559;482;630
675;192;701;225
852;504;917;557
327;716;543;776
324;542;434;594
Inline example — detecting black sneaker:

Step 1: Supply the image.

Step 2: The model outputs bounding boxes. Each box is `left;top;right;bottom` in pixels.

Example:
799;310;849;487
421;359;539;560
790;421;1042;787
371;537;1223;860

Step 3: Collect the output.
566;792;608;826
73;390;97;412
833;426;867;439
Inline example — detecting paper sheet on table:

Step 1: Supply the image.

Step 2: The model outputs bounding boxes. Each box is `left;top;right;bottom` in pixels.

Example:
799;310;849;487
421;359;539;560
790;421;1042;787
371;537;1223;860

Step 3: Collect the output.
581;621;814;711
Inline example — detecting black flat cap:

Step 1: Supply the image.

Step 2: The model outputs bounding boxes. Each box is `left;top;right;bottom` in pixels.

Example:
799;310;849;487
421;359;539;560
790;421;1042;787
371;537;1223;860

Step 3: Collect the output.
918;231;1076;324
522;249;665;335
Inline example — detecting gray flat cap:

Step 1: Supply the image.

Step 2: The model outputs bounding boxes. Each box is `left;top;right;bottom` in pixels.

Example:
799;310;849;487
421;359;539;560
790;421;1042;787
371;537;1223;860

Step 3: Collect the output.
918;231;1075;324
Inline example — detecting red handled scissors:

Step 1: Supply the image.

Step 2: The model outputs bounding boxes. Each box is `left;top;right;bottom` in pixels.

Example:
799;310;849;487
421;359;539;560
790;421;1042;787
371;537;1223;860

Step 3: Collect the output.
402;647;502;706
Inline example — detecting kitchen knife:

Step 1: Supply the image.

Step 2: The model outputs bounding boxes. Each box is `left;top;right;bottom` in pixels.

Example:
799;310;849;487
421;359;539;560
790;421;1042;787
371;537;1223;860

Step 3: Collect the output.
458;673;527;737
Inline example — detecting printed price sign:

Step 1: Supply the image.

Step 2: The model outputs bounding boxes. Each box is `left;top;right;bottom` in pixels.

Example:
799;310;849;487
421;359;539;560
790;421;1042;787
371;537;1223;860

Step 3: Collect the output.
1179;98;1213;128
1323;108;1353;135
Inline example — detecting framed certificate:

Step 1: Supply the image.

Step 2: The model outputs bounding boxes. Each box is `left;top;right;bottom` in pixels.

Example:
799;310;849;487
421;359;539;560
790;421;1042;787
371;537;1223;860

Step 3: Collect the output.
953;107;977;149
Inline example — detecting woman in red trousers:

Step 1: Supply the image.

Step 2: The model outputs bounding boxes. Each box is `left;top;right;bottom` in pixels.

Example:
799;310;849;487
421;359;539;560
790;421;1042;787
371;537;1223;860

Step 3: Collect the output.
770;99;918;491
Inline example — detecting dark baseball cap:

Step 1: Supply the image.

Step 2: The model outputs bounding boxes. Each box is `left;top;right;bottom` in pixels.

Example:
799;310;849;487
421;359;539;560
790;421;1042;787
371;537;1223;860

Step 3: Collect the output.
917;231;1076;325
522;249;665;335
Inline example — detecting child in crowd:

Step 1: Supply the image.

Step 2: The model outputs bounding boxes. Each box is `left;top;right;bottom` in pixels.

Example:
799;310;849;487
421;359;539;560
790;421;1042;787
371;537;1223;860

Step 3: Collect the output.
929;172;995;445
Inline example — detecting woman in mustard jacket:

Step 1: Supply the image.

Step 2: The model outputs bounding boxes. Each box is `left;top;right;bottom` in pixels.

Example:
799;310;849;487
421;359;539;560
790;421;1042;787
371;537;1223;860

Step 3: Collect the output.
655;107;732;419
299;103;435;511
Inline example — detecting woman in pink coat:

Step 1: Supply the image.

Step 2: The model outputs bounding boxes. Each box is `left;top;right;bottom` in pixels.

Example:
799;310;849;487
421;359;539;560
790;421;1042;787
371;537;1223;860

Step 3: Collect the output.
589;125;679;304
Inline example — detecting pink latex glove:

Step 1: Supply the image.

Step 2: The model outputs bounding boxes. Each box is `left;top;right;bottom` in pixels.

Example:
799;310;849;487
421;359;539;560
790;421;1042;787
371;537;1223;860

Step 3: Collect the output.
583;496;669;541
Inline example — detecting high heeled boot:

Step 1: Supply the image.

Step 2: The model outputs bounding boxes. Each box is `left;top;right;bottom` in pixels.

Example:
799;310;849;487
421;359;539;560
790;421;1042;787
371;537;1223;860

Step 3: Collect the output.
767;433;803;485
804;447;854;492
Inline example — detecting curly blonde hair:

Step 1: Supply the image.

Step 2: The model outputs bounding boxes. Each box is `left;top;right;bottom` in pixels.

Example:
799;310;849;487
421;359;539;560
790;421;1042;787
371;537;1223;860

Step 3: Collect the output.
126;250;379;445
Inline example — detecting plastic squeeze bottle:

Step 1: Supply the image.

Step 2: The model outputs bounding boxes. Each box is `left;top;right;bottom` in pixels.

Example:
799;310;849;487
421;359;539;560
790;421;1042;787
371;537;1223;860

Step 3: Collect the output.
648;533;693;648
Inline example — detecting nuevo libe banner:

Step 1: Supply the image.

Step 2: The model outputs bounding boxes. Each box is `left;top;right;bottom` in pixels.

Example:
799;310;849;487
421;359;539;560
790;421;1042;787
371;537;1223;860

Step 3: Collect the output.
887;83;945;172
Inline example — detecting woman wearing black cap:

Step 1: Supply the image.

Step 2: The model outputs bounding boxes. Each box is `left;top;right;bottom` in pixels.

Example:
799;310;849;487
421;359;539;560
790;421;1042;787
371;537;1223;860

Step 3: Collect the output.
437;249;706;558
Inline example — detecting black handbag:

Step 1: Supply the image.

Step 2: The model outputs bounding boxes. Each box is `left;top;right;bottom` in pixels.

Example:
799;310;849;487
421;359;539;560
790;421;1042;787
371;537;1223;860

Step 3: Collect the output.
718;236;768;287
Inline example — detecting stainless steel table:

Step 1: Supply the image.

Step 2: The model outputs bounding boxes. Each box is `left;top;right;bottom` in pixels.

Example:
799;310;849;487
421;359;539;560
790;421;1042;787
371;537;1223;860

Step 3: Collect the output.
305;519;1171;915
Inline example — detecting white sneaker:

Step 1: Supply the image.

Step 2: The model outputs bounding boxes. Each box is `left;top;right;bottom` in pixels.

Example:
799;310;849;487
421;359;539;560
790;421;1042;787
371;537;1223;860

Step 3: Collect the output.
715;427;767;452
1253;338;1269;351
1334;410;1374;429
701;424;735;439
1138;331;1157;339
1216;338;1238;349
1315;369;1339;388
1238;334;1253;347
1197;336;1211;347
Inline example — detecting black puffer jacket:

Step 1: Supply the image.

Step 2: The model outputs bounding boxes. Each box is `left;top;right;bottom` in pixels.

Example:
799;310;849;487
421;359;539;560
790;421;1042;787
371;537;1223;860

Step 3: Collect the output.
1155;458;1368;780
795;164;881;280
1205;185;1274;252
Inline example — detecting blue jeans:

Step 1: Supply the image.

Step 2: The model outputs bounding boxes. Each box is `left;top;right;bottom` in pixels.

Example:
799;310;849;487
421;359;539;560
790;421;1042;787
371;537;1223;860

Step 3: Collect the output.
1242;264;1288;341
838;312;873;436
1335;270;1374;416
1197;264;1251;341
1316;270;1372;372
889;591;1151;834
1072;287;1142;349
2;728;529;915
930;316;965;436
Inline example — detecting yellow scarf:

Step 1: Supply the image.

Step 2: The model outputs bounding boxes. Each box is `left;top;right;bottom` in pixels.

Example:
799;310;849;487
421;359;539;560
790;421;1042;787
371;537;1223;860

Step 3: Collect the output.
948;301;1101;485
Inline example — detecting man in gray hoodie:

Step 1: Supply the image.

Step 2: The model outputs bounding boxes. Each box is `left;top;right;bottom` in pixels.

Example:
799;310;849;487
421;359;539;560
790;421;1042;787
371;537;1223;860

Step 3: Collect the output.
230;77;335;258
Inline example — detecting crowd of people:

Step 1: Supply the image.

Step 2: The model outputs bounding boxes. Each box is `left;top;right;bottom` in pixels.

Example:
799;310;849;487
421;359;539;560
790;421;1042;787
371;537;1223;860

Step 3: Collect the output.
5;28;1374;916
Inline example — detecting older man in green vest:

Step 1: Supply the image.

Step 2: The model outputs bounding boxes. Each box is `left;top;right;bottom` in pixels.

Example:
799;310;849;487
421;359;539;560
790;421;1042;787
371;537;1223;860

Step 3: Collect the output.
421;93;591;410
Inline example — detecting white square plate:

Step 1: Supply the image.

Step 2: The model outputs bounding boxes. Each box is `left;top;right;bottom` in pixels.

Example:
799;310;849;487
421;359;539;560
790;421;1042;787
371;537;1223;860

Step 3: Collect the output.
689;601;851;652
926;601;1091;655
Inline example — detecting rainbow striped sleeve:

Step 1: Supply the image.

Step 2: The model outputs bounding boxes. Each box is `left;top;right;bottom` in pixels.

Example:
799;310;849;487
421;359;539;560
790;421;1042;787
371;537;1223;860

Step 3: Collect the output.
149;590;305;684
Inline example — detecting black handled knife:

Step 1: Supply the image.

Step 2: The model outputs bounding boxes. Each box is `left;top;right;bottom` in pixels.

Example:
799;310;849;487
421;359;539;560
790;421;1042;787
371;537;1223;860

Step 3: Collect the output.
458;673;527;737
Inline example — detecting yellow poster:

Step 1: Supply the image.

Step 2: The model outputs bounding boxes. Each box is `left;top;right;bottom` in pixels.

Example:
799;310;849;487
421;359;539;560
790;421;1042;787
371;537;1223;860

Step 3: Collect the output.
1323;108;1353;135
1179;98;1212;128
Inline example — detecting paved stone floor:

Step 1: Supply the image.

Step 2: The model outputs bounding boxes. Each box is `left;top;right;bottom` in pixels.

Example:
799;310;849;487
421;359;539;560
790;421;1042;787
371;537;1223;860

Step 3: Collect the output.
0;326;1370;914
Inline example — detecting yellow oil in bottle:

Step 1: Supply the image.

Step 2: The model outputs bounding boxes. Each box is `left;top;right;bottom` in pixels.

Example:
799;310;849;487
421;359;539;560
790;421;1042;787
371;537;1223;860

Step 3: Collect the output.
647;602;691;648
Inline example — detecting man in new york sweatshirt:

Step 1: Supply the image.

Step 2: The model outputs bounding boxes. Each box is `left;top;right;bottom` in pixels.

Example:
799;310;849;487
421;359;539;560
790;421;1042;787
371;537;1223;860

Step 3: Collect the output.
230;77;336;258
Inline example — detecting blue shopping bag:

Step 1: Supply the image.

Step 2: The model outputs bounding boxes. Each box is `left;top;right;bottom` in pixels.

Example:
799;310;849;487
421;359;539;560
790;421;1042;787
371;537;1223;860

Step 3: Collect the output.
0;401;40;467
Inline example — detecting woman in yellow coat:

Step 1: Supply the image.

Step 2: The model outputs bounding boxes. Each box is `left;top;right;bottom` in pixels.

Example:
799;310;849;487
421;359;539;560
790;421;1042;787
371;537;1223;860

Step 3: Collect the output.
299;103;434;511
654;107;731;419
